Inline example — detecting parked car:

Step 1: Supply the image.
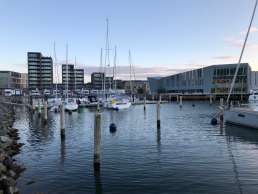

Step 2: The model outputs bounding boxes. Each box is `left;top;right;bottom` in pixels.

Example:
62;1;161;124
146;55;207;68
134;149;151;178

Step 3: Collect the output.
4;89;14;96
30;90;40;96
14;89;22;96
43;89;51;96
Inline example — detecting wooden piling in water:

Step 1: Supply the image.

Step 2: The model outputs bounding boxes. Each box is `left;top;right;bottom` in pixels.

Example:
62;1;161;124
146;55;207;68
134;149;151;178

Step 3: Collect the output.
219;98;224;124
94;110;101;171
32;100;35;113
230;101;233;108
156;96;161;129
37;100;41;117
177;95;179;103
144;96;146;111
220;98;224;107
209;95;213;105
179;96;183;108
60;102;65;139
43;100;48;124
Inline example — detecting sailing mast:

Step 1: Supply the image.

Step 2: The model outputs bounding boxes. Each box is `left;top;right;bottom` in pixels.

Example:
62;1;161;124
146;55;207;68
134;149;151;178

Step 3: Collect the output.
129;49;133;98
99;48;104;92
104;18;111;92
74;56;77;93
113;46;117;91
53;42;58;99
226;0;258;104
66;43;69;99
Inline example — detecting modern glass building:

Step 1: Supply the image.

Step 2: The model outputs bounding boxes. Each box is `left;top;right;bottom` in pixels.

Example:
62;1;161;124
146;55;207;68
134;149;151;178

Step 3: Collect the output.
62;64;84;90
0;71;22;89
91;72;113;90
148;63;251;95
27;52;53;90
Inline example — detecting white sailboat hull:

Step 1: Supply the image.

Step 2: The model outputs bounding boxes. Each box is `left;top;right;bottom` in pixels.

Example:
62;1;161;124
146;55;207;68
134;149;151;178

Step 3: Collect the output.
224;108;258;129
112;102;131;110
104;98;131;110
65;103;78;111
64;99;78;111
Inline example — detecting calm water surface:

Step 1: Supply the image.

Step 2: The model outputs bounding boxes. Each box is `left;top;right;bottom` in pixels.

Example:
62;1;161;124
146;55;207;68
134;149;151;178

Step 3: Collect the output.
13;102;258;194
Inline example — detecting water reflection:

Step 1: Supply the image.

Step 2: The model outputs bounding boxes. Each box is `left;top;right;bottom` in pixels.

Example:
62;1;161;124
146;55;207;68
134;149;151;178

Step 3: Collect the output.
225;124;258;145
225;133;243;194
27;112;55;145
60;139;66;164
94;170;103;194
156;128;161;155
157;128;161;146
223;123;258;194
13;103;258;194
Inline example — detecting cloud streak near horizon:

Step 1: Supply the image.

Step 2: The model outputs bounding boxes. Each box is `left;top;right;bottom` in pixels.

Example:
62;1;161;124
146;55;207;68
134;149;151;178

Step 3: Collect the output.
80;65;189;82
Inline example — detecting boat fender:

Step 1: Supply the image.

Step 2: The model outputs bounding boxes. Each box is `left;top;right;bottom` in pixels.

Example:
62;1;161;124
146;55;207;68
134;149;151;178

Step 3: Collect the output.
210;118;218;125
109;123;117;133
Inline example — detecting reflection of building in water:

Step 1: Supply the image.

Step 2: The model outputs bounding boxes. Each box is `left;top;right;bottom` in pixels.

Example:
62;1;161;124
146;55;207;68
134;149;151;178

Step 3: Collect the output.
28;113;55;145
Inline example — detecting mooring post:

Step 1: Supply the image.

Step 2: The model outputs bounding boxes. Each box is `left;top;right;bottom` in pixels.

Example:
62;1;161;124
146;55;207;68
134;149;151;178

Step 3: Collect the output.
177;95;179;103
179;96;183;108
209;95;213;105
94;109;101;171
220;98;224;107
32;99;35;113
219;98;224;124
156;95;161;129
37;100;41;117
43;99;48;124
60;102;65;139
230;100;233;108
144;96;146;112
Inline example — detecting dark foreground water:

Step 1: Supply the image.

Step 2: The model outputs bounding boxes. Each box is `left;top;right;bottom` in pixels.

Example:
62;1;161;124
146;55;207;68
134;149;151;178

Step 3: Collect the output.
13;102;258;194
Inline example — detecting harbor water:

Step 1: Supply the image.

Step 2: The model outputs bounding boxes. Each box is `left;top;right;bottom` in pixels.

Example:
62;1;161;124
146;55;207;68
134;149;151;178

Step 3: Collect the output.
13;102;258;194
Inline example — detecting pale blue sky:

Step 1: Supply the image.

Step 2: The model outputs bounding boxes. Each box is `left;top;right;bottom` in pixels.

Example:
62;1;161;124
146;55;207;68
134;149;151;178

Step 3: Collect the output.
1;0;258;75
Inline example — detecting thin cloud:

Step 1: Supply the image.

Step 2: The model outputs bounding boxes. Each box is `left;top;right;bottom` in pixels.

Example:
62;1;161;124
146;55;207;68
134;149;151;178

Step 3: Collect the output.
213;55;238;60
240;26;258;35
225;37;258;49
81;65;188;80
226;26;258;49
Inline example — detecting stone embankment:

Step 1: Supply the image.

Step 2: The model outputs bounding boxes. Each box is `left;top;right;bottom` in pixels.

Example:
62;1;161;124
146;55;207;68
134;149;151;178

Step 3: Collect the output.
0;103;24;194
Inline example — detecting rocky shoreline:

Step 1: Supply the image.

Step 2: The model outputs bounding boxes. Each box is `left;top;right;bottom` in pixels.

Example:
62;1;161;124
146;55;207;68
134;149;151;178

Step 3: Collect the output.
0;104;24;194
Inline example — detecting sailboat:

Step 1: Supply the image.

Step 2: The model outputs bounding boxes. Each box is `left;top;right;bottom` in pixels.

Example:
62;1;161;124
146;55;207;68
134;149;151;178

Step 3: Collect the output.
49;42;61;112
224;0;258;129
64;44;78;111
105;46;131;110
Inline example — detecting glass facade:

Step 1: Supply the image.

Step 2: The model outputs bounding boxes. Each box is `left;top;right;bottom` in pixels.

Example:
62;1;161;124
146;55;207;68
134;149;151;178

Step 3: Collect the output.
91;72;113;90
62;64;84;90
148;63;251;95
0;71;23;89
28;52;53;90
